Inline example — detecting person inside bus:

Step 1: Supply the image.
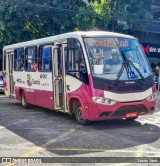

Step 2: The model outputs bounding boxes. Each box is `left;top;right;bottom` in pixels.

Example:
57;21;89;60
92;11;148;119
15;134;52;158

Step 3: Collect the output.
93;49;103;65
19;60;24;70
104;50;122;72
33;61;37;71
16;60;23;70
77;56;88;83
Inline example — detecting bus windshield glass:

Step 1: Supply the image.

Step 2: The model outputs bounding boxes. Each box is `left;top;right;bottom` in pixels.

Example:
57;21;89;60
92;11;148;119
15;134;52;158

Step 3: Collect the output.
84;37;152;80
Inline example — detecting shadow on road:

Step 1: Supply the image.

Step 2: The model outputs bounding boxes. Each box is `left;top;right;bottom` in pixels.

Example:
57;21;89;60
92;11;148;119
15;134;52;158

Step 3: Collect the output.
0;97;160;156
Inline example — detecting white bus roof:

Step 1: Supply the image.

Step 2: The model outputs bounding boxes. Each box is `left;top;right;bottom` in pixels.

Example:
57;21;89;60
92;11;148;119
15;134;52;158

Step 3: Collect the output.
3;31;135;50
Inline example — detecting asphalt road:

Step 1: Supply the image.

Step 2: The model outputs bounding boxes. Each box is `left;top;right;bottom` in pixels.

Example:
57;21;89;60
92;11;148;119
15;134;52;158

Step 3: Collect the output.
0;94;160;166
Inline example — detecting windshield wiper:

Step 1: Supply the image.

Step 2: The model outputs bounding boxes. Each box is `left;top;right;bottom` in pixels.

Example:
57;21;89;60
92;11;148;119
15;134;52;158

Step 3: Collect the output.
114;52;145;84
128;60;145;81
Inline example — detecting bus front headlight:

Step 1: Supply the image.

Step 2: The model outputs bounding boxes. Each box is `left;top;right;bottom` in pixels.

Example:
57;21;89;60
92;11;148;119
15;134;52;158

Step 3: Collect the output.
146;93;156;101
92;97;116;105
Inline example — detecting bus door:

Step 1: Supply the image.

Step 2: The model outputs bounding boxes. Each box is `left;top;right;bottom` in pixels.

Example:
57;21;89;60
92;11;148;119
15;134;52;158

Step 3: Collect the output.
52;45;68;112
6;51;15;97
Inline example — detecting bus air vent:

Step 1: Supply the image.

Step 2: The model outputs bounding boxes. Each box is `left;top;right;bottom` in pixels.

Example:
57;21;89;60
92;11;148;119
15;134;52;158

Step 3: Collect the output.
112;105;148;117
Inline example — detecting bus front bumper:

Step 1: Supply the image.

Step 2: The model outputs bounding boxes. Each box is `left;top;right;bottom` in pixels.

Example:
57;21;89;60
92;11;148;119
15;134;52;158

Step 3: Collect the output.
86;99;156;121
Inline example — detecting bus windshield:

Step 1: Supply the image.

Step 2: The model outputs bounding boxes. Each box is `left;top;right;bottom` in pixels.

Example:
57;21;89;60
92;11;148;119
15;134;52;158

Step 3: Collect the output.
84;37;152;80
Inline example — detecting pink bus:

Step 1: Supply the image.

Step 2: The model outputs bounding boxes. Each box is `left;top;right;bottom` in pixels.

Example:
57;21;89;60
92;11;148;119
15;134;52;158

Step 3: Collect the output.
3;31;157;124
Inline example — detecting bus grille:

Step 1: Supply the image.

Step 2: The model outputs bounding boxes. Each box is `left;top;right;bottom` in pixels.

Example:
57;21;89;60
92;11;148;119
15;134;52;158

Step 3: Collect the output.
107;83;150;93
112;105;148;117
99;112;111;117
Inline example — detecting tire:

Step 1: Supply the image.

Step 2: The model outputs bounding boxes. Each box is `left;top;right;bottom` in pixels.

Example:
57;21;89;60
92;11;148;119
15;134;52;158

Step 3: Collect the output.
20;91;28;109
75;107;90;125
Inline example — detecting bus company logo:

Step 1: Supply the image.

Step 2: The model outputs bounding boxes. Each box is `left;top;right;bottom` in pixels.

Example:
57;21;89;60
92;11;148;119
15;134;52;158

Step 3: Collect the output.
125;81;135;84
32;79;40;85
40;74;47;79
17;78;25;84
27;74;32;87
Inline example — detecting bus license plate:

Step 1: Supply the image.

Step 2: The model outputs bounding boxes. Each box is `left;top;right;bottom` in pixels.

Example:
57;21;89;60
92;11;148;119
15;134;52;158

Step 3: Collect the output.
125;112;138;118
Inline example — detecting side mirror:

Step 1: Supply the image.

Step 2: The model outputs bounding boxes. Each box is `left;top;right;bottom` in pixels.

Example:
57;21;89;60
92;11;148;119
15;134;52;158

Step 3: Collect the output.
80;64;87;73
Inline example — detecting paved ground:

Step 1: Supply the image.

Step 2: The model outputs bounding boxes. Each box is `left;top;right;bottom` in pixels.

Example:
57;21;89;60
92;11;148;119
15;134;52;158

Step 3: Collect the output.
0;94;160;166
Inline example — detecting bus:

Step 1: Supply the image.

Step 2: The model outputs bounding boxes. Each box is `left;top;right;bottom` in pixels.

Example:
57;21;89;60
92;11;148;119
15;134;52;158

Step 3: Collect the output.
2;31;157;124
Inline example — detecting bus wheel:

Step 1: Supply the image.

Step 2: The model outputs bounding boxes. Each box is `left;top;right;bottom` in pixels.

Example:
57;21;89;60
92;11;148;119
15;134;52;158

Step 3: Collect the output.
20;92;28;109
75;107;89;125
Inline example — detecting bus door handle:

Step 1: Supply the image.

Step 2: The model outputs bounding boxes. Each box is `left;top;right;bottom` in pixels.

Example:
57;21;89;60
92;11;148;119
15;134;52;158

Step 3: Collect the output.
67;85;70;91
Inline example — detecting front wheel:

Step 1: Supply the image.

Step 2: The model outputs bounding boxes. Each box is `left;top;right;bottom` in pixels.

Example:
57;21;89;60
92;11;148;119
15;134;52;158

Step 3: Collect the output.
75;107;90;125
20;91;29;109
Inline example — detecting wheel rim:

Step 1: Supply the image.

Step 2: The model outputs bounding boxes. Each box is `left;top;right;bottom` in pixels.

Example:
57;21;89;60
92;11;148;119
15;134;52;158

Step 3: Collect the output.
21;95;25;106
77;107;83;121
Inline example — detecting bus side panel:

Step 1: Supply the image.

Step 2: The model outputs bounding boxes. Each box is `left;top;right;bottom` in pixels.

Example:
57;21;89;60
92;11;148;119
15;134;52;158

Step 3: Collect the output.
14;87;21;100
3;72;8;95
14;87;35;105
5;54;10;97
25;89;35;105
34;89;53;110
66;75;91;120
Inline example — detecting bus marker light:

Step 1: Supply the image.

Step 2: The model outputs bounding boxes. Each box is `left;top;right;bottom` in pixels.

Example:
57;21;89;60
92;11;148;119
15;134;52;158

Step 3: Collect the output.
92;97;116;105
125;112;138;118
106;99;111;104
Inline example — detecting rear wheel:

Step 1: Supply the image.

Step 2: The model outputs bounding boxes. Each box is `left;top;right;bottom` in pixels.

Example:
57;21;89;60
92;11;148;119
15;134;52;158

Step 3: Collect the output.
75;107;90;125
20;91;28;109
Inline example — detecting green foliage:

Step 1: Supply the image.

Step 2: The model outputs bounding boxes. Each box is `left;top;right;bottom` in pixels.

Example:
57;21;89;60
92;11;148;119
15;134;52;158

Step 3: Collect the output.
109;0;154;31
76;0;111;30
0;0;154;59
125;0;153;29
0;0;86;58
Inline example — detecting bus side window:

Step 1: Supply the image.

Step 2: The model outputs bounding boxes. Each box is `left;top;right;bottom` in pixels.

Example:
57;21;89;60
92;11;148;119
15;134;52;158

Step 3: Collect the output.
38;45;52;72
14;48;24;71
25;46;37;71
66;39;88;84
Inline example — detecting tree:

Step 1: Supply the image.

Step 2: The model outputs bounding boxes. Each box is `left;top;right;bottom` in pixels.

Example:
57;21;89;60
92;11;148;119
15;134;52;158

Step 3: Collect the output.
0;0;154;59
76;0;153;32
76;0;111;31
0;0;87;57
125;0;153;29
108;0;153;32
